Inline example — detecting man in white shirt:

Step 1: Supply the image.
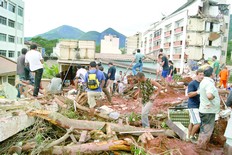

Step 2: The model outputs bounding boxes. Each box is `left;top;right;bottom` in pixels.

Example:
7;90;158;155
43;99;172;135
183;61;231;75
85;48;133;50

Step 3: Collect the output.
25;44;44;97
74;64;87;90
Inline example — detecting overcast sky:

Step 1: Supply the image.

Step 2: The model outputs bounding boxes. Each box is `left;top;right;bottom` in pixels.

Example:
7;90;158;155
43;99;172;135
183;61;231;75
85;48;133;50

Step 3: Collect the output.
23;0;232;37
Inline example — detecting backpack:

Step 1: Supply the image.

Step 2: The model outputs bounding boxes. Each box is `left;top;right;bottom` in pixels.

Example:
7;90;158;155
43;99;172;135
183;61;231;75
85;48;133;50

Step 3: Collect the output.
87;70;100;90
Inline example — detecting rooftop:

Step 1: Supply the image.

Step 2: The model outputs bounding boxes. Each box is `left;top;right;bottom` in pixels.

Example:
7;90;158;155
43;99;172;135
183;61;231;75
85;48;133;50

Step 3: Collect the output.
0;56;17;76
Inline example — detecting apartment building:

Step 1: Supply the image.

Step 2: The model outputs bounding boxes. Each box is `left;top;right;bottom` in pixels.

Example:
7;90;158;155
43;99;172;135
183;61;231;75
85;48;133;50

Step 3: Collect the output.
0;0;24;61
125;32;142;54
100;35;121;54
142;0;230;73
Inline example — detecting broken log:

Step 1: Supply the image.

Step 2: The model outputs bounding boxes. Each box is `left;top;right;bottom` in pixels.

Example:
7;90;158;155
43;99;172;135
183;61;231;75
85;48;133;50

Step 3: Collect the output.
52;140;131;154
45;127;74;149
27;110;175;137
74;101;113;120
53;98;67;109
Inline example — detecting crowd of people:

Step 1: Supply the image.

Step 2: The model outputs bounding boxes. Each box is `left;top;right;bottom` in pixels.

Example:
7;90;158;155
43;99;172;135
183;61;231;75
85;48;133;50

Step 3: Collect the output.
15;45;232;152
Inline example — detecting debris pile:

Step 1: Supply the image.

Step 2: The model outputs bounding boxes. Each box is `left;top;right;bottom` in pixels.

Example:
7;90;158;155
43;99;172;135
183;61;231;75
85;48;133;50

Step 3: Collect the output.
0;78;229;154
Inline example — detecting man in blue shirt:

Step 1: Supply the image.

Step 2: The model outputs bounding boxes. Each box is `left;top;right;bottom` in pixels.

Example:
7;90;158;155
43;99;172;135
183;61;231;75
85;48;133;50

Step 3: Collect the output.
132;49;145;75
187;69;204;143
84;61;105;116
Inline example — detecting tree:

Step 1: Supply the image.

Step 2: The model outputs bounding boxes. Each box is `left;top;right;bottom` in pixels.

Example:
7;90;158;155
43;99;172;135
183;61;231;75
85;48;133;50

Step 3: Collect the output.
30;37;58;56
96;45;100;53
226;40;232;65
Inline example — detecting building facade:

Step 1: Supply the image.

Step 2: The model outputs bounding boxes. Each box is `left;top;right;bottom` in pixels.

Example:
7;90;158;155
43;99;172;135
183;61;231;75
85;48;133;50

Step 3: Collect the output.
100;35;122;54
142;0;230;73
0;0;24;61
125;32;142;54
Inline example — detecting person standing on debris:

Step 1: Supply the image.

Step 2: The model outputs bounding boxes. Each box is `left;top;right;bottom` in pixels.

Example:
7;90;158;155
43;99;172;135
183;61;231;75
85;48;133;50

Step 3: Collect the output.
84;61;105;116
132;49;145;75
212;55;220;82
137;72;162;128
107;62;116;95
17;48;28;80
219;66;229;89
197;66;220;149
158;53;169;80
74;64;87;90
187;69;204;143
25;44;44;97
99;66;112;104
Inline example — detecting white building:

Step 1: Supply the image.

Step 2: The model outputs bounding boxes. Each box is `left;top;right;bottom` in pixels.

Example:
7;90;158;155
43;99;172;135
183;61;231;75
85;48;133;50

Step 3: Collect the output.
142;0;230;73
125;32;142;55
100;35;121;54
0;0;24;61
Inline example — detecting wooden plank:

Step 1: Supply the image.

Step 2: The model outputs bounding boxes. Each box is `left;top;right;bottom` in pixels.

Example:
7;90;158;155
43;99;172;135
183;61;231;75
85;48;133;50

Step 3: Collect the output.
79;131;88;143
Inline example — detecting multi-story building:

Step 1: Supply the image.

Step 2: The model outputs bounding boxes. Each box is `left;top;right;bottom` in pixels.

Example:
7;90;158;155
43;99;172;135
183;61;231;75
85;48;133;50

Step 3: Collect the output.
142;0;230;73
0;0;24;61
125;32;142;54
100;35;121;54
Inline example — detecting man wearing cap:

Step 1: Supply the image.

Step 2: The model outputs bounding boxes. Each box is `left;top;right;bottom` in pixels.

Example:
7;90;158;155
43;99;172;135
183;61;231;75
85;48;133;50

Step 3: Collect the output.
107;62;116;95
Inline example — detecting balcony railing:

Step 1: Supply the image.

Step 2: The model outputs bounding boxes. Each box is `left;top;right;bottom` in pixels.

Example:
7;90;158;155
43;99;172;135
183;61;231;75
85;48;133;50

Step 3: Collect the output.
174;27;184;34
164;31;172;38
153;35;161;41
172;54;182;60
173;41;182;47
164;42;171;48
153;45;160;50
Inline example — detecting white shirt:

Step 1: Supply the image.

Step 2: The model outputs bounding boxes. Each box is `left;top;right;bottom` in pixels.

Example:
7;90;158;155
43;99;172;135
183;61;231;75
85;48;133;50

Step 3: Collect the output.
25;50;43;71
76;68;87;82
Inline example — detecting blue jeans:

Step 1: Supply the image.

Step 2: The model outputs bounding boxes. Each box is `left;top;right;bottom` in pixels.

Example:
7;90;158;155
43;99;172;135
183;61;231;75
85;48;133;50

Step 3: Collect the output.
132;63;143;75
142;101;153;128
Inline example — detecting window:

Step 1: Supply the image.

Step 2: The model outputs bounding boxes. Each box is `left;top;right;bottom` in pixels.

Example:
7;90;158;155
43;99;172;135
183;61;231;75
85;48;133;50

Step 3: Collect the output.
224;37;227;42
0;33;6;41
17;37;22;44
8;19;15;28
18;7;23;17
17;22;23;30
210;22;213;32
8;51;14;57
209;41;212;46
226;23;229;29
0;0;7;9
8;35;15;43
18;51;21;57
0;16;7;25
0;50;6;56
8;3;15;13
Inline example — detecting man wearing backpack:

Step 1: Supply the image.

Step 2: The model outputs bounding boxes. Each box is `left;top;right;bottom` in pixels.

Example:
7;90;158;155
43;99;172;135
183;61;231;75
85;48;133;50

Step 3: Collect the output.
84;61;105;116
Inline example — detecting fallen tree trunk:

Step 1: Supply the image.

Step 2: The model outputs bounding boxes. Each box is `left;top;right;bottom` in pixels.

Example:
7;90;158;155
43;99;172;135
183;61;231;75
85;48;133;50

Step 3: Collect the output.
27;110;174;137
52;140;131;155
74;101;113;120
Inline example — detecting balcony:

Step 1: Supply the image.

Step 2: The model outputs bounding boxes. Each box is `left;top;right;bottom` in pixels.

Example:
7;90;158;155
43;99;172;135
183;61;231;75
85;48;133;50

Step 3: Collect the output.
153;45;160;50
172;54;182;60
164;31;172;38
153;35;161;41
164;42;171;49
174;27;184;34
173;41;183;47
